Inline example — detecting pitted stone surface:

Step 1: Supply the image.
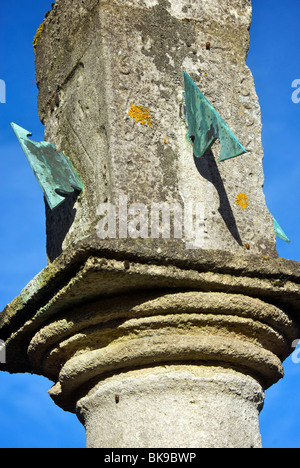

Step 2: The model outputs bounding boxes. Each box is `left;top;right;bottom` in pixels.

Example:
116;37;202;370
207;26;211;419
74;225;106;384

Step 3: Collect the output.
77;367;264;448
35;0;277;261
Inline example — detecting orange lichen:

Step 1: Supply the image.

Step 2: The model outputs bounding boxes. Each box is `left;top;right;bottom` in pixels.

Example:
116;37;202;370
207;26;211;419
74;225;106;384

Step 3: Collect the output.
33;22;45;50
128;104;152;127
236;193;249;209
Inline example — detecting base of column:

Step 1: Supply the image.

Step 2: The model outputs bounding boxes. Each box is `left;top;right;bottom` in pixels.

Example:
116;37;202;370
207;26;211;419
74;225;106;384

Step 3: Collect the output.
77;365;264;448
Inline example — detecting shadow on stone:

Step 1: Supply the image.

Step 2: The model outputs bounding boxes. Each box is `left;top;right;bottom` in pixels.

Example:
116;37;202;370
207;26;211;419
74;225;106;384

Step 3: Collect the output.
45;192;78;262
193;150;243;246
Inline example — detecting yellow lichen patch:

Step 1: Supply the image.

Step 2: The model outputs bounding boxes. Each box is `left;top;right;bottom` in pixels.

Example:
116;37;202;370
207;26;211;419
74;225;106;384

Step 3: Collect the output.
33;22;45;50
128;104;152;127
236;193;249;209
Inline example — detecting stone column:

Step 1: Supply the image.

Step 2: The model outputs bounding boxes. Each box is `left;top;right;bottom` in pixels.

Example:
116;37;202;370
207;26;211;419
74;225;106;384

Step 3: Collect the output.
36;0;276;260
1;0;300;449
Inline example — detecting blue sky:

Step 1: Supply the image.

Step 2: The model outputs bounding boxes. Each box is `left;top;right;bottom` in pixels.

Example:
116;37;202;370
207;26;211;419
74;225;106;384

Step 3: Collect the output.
0;0;299;448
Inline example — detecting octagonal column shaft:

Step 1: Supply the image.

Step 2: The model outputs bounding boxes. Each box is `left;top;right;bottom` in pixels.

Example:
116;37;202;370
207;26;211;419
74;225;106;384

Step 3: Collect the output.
35;0;277;260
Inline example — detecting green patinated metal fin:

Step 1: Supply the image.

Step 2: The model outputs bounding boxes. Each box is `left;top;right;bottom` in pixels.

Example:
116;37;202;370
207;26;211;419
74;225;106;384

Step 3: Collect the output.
11;122;82;210
273;217;291;243
183;72;247;161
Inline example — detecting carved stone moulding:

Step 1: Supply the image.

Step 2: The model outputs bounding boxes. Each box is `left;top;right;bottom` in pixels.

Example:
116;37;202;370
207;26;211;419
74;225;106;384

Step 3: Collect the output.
28;290;296;413
1;237;300;416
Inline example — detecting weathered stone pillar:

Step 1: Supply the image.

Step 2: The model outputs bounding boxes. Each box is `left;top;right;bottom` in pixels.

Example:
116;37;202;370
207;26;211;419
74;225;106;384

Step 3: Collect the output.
1;0;300;448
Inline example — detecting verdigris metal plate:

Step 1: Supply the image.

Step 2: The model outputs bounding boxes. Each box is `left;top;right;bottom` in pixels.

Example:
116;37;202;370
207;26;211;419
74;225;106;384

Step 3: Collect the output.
11;122;82;210
273;217;291;243
184;72;247;161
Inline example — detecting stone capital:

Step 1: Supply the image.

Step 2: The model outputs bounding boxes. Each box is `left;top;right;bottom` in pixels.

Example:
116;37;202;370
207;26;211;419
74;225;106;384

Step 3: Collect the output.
1;238;300;447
